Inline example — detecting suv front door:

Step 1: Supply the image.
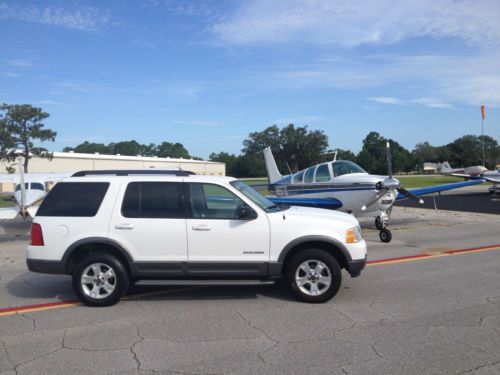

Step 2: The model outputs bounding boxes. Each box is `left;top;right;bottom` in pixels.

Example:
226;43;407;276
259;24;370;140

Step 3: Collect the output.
185;182;270;277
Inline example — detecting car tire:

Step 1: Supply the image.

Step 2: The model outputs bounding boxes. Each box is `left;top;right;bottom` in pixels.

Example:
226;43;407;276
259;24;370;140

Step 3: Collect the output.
72;253;129;307
287;249;342;303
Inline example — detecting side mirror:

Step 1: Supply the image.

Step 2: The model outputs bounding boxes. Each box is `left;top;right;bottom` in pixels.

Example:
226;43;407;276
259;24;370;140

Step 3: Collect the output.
238;206;257;220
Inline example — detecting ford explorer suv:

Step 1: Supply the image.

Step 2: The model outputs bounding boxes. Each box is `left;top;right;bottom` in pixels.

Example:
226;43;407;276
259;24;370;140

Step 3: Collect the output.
27;170;367;306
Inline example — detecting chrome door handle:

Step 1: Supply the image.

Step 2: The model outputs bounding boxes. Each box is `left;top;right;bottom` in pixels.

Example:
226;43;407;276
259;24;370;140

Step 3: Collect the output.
192;224;211;231
115;223;134;230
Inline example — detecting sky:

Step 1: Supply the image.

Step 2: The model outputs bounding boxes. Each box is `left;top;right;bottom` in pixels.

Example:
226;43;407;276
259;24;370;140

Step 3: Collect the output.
1;0;499;159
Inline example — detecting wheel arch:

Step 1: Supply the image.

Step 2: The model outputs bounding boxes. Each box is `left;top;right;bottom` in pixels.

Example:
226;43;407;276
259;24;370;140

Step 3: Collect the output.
277;236;352;275
62;237;133;275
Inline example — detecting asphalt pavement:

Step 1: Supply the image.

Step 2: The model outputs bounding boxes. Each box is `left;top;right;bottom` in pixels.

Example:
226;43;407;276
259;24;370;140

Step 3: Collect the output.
1;204;500;374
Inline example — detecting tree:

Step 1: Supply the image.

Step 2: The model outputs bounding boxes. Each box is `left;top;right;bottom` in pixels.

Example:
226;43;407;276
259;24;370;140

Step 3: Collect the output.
0;111;15;164
0;104;56;172
63;141;111;154
209;152;240;176
446;135;499;169
156;142;190;158
242;124;329;173
413;142;439;164
357;132;415;174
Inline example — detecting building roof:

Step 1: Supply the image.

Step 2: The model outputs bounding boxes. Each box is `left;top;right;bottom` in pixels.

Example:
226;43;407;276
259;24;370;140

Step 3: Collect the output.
51;151;221;164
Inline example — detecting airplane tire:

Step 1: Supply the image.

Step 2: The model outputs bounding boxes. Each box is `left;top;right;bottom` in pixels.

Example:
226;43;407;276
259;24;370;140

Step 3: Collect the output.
379;228;392;243
375;217;383;230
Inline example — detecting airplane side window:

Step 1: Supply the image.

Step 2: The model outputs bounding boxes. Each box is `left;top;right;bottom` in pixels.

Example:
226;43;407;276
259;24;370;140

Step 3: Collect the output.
315;164;331;182
304;167;316;183
292;171;305;184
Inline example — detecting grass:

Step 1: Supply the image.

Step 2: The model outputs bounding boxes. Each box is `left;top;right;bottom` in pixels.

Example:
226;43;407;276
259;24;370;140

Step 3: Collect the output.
395;175;464;188
239;175;468;188
0;196;14;208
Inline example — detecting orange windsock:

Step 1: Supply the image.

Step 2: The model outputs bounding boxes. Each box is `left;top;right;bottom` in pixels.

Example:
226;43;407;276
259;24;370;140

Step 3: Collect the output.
481;105;486;120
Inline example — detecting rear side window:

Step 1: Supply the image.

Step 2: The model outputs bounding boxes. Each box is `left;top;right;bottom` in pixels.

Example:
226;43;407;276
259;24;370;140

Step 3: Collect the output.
37;182;109;217
122;182;184;218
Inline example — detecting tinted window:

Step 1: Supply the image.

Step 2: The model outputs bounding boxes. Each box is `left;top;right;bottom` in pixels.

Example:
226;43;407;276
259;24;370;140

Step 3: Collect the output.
315;164;331;182
292;170;304;184
122;182;184;218
304;167;316;183
37;182;109;217
31;182;45;191
15;183;29;191
188;183;247;219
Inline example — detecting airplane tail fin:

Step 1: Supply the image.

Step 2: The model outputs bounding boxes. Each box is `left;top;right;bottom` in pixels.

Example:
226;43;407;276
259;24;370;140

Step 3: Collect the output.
263;147;283;184
438;161;452;173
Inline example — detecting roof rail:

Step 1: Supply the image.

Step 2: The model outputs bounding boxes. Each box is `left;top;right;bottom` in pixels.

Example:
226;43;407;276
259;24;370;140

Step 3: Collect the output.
71;169;196;177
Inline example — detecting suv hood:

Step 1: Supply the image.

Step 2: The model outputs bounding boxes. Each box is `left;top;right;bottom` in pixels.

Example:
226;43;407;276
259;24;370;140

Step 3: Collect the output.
277;205;360;227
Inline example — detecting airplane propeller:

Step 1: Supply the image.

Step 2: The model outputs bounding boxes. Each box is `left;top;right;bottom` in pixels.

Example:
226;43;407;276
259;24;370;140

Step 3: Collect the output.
361;142;424;211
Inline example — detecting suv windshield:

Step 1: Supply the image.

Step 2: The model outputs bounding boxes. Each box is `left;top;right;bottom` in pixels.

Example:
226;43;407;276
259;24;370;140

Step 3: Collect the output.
230;180;286;212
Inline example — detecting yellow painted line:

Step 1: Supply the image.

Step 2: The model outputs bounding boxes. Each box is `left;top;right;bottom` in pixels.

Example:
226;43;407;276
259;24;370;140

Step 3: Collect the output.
0;286;205;317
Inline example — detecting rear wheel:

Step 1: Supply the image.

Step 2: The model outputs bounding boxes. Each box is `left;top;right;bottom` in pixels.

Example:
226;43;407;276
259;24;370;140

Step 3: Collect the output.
287;249;342;303
72;253;129;307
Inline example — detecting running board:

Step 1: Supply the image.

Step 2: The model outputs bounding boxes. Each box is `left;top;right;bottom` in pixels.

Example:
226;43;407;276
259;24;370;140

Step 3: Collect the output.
134;279;275;286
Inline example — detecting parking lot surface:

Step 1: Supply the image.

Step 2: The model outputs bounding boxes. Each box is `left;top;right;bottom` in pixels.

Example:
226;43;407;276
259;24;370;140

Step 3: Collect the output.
1;206;500;374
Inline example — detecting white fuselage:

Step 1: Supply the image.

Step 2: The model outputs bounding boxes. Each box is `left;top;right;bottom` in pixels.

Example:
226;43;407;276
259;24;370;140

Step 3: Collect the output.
13;181;47;210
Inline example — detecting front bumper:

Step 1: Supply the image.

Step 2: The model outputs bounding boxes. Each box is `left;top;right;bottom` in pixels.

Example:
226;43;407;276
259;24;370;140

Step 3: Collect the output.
347;256;366;278
27;258;66;274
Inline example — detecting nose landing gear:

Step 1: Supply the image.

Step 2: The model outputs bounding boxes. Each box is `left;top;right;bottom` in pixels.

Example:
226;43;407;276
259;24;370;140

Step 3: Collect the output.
375;212;392;243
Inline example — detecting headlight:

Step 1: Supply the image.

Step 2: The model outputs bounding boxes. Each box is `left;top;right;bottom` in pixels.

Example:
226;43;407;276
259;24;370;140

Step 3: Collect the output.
346;225;362;243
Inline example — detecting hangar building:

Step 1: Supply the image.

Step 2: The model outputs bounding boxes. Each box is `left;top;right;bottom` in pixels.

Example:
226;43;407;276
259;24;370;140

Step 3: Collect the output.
0;151;225;192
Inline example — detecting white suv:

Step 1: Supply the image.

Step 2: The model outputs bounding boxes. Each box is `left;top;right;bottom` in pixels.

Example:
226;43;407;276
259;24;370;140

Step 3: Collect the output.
27;170;367;306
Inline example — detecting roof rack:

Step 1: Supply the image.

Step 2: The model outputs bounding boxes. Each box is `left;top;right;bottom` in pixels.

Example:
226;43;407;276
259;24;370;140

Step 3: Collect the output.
71;170;196;177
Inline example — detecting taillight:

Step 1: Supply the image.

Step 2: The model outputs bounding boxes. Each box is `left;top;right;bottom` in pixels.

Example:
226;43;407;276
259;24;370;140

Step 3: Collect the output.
31;223;44;246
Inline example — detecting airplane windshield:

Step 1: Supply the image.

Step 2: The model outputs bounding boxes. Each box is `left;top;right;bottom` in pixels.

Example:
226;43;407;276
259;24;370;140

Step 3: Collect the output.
230;180;286;212
31;183;45;191
15;183;29;191
331;161;367;176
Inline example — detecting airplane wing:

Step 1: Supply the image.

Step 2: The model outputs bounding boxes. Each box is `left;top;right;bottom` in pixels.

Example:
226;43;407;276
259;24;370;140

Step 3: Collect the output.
396;179;485;200
267;196;343;209
0;207;20;220
445;173;481;179
0;172;71;183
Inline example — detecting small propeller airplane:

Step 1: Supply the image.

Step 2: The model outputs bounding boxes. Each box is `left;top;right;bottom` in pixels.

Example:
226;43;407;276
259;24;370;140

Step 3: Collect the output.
257;144;484;242
0;148;70;220
438;162;500;194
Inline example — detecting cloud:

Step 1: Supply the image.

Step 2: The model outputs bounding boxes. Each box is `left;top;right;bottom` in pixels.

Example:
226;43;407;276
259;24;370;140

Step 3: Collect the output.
0;72;18;77
213;0;500;47
0;3;111;31
173;120;222;127
367;97;404;105
410;98;454;109
5;59;32;67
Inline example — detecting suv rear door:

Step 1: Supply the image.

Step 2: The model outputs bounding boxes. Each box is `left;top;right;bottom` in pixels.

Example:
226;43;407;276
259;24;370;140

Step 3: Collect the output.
185;182;270;276
109;180;187;267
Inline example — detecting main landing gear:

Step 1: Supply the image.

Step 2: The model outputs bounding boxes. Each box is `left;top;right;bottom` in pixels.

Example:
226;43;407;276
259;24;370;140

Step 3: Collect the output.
375;212;392;243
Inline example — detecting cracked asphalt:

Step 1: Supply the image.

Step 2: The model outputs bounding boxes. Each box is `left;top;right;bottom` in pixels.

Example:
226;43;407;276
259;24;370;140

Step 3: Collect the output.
1;206;500;375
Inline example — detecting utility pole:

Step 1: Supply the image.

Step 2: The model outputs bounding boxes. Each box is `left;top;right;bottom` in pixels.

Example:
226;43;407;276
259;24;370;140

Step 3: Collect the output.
481;105;486;167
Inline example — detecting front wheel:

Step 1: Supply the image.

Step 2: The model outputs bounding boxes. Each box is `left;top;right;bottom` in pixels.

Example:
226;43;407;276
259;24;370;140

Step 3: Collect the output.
72;253;129;307
287;249;342;303
379;228;392;243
